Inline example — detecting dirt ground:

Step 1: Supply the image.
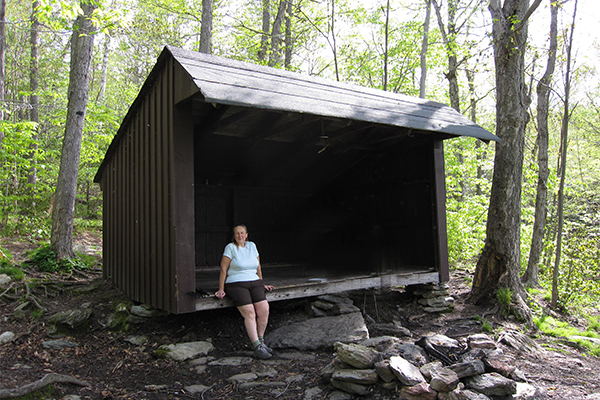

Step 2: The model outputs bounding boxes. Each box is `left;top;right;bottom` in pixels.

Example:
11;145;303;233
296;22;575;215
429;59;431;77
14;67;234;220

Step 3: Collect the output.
1;236;600;400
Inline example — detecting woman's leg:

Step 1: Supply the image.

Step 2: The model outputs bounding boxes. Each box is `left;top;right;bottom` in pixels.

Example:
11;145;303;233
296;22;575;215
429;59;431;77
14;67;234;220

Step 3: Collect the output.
237;304;259;343
253;300;270;338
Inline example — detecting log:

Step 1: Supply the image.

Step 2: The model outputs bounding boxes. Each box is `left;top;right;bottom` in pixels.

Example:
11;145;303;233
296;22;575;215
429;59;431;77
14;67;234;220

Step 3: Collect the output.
0;373;90;399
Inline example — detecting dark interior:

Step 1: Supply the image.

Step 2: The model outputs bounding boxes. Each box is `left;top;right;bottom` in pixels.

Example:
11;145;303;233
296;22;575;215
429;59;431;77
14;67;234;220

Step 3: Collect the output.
192;101;440;285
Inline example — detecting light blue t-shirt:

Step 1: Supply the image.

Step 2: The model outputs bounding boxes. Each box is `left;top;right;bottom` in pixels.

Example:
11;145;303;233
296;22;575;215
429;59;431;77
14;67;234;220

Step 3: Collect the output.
223;241;260;283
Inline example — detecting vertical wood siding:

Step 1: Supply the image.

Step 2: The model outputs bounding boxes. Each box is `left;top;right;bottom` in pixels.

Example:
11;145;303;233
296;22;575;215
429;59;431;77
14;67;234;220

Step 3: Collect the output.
99;59;196;314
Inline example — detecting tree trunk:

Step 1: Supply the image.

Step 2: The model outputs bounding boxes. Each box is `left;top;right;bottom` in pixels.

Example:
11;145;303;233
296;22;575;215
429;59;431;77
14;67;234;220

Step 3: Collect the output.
28;0;40;189
471;0;541;326
269;0;287;67
96;35;110;104
552;0;577;307
330;0;339;81
258;0;270;61
199;0;213;54
522;1;558;287
51;1;97;260
383;0;390;91
0;0;5;145
284;0;293;69
432;0;460;112
419;0;431;98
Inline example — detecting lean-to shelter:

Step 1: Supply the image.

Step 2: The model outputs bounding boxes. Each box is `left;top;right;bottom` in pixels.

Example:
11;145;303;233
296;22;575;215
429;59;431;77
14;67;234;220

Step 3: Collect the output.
94;45;497;314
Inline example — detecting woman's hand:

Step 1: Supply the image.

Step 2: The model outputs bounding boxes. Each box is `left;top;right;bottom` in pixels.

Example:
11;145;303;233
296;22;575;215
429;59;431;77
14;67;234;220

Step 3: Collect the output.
264;284;275;292
215;289;226;299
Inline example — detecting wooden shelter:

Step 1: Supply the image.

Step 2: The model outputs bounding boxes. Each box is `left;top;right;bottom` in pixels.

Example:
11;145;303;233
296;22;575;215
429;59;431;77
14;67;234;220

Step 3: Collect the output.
94;46;497;314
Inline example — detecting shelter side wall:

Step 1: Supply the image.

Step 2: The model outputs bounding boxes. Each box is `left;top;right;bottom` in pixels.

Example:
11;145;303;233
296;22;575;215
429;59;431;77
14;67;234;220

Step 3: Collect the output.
432;140;450;281
101;61;187;314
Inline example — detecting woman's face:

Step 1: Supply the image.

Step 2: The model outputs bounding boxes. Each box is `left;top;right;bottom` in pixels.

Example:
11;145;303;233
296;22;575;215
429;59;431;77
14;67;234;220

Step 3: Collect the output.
233;226;248;246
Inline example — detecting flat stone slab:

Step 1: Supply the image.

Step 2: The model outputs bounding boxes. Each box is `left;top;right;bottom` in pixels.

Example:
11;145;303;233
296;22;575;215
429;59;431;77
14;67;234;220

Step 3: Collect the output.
267;312;368;350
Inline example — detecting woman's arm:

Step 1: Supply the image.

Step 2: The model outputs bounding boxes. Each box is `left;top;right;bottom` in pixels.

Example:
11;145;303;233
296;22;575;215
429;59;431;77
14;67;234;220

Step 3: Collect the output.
215;256;231;299
257;257;274;292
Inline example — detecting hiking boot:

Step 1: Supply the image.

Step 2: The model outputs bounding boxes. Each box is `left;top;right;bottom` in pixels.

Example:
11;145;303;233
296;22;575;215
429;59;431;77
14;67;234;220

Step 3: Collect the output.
254;343;272;359
260;339;273;353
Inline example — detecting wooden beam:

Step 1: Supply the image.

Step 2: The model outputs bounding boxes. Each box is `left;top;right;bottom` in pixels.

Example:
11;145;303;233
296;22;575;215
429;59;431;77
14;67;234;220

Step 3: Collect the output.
193;271;439;311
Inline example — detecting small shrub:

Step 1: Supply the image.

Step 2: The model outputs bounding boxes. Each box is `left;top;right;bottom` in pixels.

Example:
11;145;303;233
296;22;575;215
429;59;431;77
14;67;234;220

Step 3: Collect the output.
28;245;87;273
496;287;512;312
0;260;25;281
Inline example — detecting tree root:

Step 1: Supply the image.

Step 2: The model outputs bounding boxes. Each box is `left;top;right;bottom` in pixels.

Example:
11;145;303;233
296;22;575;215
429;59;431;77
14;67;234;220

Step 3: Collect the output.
0;373;90;399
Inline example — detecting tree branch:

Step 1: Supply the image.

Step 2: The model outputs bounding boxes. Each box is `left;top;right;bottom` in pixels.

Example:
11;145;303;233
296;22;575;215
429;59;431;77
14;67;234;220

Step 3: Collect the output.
514;0;543;32
0;373;90;399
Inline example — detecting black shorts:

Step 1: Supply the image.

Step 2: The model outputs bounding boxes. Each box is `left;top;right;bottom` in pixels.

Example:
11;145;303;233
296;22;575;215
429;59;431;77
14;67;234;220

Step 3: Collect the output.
225;279;266;306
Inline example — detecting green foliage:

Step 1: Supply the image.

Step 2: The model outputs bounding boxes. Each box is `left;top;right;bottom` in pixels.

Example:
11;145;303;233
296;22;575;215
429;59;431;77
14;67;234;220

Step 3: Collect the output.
535;315;600;356
496;287;512;310
0;249;25;280
27;245;88;273
474;315;493;333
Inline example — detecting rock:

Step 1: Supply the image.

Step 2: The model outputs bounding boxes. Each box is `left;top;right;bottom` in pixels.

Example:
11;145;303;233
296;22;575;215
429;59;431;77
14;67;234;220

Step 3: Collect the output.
47;309;92;330
42;339;79;350
448;359;485;379
0;273;11;286
331;369;379;385
334;342;379;369
238;381;286;390
482;354;515;377
124;335;147;345
329;390;354;399
416;335;463;365
184;384;212;394
497;330;543;355
208;356;253;366
420;361;443;381
369;321;412;337
158;341;214;361
438;389;491;400
430;367;460;392
398;381;437;400
320;358;351;383
376;339;429;367
330;378;372;396
463;372;517;396
389;356;426;386
227;372;258;383
374;360;396;383
267;312;368;350
467;334;496;350
0;331;15;344
130;304;169;318
303;386;324;400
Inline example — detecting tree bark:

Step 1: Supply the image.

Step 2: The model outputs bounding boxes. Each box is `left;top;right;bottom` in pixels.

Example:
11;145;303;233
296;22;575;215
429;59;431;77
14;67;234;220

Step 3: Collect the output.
522;1;558;287
432;0;460;112
258;0;270;61
552;0;577;307
269;0;287;67
199;0;213;54
383;0;390;91
96;35;110;103
419;0;431;98
470;0;541;326
284;0;293;69
51;1;97;260
0;0;5;145
28;0;40;189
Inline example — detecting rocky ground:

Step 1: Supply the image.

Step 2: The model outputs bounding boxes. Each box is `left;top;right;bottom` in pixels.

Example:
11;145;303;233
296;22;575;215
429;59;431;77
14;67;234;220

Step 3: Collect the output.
1;236;600;400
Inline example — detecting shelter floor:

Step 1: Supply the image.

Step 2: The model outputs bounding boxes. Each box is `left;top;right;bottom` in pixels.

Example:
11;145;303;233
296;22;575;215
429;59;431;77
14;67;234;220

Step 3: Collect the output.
193;263;439;311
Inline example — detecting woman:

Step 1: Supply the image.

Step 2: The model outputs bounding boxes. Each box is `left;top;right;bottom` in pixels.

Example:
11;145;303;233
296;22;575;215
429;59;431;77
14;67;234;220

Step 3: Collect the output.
215;224;275;359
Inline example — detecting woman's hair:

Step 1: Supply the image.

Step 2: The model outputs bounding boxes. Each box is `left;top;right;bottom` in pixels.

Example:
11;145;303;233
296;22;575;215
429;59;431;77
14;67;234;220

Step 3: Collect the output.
231;224;248;248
